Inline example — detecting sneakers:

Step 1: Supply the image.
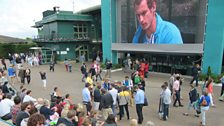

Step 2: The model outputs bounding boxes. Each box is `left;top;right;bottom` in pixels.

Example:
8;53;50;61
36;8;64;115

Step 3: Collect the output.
183;113;189;116
194;114;199;117
173;105;178;107
179;105;184;107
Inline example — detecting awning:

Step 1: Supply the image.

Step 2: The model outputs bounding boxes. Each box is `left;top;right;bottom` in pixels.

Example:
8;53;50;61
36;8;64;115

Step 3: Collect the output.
111;43;203;55
29;47;52;50
29;47;42;50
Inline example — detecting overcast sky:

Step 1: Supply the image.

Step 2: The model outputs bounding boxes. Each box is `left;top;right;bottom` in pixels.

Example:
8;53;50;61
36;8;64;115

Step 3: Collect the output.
0;0;101;39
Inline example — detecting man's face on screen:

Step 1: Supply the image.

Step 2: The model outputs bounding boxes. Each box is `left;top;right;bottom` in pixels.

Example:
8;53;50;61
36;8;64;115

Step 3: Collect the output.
135;0;155;31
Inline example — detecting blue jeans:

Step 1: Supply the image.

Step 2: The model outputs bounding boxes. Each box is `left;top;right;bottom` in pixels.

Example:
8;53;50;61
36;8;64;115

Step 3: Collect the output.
136;104;144;124
163;103;169;120
111;104;116;116
173;90;182;106
201;106;209;125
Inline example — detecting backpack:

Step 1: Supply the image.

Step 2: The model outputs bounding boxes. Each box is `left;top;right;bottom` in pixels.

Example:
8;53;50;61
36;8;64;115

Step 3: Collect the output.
200;96;207;106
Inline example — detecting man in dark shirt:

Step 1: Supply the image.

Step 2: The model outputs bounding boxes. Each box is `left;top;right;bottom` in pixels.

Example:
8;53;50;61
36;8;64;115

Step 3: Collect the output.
100;88;113;120
80;63;87;82
105;60;112;78
49;61;55;72
190;64;200;87
93;83;101;110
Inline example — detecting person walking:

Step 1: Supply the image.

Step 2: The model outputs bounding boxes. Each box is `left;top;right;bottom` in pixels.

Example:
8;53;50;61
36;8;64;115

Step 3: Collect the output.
118;86;130;120
199;90;210;126
18;66;25;84
68;63;72;72
109;84;118;116
99;88;114;120
183;84;199;117
133;85;145;124
25;67;31;84
93;83;101;111
206;79;215;107
160;82;171;121
7;64;16;85
169;73;175;95
82;83;92;116
39;71;47;89
123;76;134;106
173;76;184;107
80;63;87;82
49;61;55;72
190;64;200;87
105;60;112;78
64;58;69;72
95;63;102;82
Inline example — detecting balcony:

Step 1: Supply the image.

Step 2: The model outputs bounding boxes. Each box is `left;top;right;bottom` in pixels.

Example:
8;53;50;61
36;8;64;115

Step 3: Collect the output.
33;33;91;43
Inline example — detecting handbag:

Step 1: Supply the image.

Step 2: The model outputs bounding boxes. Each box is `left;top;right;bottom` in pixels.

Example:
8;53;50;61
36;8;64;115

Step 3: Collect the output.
143;95;148;106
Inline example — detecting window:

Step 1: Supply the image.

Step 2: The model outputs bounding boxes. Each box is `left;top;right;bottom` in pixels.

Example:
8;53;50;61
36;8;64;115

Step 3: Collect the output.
73;24;88;39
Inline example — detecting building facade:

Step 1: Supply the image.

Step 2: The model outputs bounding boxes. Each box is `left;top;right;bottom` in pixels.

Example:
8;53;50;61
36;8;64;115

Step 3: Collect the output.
33;6;102;62
101;0;224;75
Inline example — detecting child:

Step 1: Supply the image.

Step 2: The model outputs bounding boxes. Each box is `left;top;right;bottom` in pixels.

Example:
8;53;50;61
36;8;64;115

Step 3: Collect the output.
68;63;72;72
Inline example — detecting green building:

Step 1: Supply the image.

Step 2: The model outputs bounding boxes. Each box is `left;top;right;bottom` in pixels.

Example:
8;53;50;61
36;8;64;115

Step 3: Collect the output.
33;6;102;62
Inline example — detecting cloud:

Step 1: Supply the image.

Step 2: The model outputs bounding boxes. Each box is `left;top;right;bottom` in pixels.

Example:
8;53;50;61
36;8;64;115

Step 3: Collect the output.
0;0;101;39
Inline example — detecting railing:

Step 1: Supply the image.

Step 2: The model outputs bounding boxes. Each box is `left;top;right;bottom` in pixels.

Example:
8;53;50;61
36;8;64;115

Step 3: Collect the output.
33;33;93;42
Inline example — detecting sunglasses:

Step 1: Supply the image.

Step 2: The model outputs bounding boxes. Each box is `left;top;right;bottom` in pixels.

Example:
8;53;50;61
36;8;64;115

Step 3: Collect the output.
26;107;31;109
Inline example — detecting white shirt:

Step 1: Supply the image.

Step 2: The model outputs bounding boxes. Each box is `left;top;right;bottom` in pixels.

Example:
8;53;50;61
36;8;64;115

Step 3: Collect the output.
109;88;118;105
169;76;175;86
0;98;14;117
160;88;171;104
23;95;37;103
82;87;91;102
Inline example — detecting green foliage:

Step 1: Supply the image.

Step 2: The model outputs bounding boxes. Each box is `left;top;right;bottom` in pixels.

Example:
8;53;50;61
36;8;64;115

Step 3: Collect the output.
101;63;105;69
199;66;223;83
100;63;122;70
207;66;212;76
112;64;122;69
199;73;207;81
0;43;37;58
199;73;222;84
210;73;222;83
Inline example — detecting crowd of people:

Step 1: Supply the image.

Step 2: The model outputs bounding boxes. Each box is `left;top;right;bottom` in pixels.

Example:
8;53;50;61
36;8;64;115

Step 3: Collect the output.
0;54;223;126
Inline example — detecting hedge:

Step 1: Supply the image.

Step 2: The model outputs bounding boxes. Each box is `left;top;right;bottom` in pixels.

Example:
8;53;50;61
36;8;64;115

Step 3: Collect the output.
101;63;122;70
0;43;37;58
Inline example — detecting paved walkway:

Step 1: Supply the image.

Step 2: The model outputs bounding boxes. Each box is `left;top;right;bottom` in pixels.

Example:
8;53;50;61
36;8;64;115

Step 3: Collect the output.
11;62;224;126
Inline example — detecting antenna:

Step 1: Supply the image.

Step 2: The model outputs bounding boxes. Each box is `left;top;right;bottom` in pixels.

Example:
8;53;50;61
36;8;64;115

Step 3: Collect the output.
73;0;75;13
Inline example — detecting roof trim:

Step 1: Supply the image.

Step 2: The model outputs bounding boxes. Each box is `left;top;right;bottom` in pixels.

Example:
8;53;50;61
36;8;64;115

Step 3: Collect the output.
112;43;204;55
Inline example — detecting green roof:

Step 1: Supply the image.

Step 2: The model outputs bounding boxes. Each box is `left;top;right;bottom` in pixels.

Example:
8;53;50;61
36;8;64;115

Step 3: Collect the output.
33;11;93;28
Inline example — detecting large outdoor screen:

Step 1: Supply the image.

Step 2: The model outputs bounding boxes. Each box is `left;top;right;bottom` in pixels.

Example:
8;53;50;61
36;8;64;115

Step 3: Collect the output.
116;0;207;44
